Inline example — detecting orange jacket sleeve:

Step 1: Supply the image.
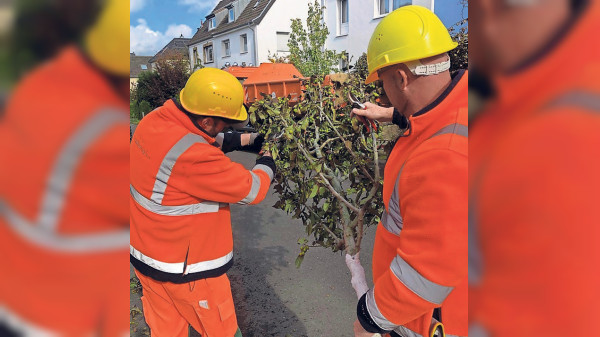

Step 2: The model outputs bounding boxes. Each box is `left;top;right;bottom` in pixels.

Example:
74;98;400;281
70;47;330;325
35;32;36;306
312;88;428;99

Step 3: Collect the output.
172;143;275;205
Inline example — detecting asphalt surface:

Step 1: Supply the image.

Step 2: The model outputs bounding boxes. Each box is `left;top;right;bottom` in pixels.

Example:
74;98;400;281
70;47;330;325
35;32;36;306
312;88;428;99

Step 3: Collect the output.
131;151;376;337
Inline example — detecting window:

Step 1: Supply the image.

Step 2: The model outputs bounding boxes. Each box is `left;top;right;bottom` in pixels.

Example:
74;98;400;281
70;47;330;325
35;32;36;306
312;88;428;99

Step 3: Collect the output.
240;34;248;53
222;39;231;57
337;0;349;36
377;0;411;16
276;32;290;52
228;8;235;22
378;0;390;15
393;0;411;10
340;0;348;23
203;44;214;63
193;47;199;65
208;16;216;30
140;64;147;70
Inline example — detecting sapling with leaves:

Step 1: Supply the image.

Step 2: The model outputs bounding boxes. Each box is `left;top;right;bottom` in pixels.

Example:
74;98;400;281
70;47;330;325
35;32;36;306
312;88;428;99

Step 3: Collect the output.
250;74;395;275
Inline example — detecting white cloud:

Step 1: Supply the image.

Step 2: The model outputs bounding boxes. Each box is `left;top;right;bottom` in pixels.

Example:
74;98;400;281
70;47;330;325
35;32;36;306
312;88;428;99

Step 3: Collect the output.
178;0;221;13
130;0;147;12
130;19;193;56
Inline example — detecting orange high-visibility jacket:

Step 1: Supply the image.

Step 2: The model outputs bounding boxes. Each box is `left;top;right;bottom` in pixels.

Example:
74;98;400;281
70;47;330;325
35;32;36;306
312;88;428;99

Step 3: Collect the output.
469;2;600;336
130;99;275;283
0;46;130;335
357;70;468;337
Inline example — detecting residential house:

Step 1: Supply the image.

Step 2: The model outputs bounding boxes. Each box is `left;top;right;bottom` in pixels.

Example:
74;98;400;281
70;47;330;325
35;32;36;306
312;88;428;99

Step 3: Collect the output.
323;0;434;69
130;52;152;88
187;0;309;70
149;35;191;70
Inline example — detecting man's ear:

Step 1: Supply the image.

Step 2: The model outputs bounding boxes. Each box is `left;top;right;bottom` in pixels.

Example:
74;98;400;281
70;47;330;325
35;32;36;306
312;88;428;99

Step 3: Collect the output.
396;67;409;91
198;116;213;130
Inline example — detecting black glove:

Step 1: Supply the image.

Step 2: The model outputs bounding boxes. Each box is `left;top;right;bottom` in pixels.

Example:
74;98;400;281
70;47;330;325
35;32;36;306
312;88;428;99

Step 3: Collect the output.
241;133;264;153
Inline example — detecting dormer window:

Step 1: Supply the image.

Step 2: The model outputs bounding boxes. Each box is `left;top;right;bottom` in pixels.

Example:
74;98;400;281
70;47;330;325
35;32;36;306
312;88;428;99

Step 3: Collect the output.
207;15;216;30
228;7;235;22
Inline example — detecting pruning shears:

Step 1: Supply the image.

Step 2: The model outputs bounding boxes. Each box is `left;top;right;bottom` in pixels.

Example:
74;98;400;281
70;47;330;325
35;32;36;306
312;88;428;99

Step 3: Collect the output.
348;92;377;132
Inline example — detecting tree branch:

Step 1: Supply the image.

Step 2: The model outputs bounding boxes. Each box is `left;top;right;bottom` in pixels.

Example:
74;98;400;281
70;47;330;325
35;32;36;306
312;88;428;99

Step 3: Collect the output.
317;222;341;242
356;132;382;250
320;106;375;183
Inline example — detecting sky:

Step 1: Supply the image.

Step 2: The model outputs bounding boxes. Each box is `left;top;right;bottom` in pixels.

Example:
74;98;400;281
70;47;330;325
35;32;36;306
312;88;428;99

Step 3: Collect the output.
130;0;467;56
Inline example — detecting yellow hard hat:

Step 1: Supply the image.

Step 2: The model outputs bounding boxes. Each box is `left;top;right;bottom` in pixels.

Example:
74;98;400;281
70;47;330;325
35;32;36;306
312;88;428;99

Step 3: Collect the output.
180;68;248;122
84;0;129;77
366;5;458;84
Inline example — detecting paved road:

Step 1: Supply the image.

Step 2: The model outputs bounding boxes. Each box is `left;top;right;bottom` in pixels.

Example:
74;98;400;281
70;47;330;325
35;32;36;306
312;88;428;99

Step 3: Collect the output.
131;151;377;337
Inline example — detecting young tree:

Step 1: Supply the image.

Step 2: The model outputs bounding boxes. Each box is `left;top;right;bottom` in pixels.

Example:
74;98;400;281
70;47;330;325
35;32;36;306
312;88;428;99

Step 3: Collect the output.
287;1;341;77
251;73;392;265
448;18;468;72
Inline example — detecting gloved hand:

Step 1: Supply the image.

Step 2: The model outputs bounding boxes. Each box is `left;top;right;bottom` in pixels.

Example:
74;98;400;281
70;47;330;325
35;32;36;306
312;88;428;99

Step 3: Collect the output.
345;253;369;299
241;133;264;153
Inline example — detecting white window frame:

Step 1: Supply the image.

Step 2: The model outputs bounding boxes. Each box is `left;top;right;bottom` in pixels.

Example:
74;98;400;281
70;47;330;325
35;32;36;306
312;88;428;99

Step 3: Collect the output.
203;44;214;63
337;0;349;36
140;64;148;70
222;39;231;58
276;32;290;52
208;17;216;30
228;8;235;22
240;34;248;54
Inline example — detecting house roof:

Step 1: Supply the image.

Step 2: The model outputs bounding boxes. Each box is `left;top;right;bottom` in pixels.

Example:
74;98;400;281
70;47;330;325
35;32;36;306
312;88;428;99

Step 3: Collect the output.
130;53;152;78
149;37;191;63
189;0;276;46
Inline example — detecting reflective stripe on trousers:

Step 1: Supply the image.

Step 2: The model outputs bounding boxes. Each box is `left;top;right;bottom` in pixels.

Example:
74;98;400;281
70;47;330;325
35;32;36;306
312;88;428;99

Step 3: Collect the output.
0;108;130;252
371;123;468;333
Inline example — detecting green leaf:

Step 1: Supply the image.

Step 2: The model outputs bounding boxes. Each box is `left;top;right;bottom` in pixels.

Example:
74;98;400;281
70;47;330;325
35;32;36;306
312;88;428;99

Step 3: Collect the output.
309;184;319;199
295;255;305;268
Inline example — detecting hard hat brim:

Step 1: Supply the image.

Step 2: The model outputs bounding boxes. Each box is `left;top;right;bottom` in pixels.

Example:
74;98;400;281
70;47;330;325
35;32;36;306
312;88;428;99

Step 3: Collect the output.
365;71;379;84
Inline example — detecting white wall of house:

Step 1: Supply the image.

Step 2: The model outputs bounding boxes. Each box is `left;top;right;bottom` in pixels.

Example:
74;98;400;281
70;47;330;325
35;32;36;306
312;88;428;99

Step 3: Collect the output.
255;0;309;64
324;0;434;68
189;27;256;70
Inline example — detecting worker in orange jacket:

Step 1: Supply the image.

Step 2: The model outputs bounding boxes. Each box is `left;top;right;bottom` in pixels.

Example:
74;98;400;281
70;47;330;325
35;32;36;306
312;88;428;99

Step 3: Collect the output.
130;67;276;337
0;0;130;335
469;0;600;336
347;6;468;337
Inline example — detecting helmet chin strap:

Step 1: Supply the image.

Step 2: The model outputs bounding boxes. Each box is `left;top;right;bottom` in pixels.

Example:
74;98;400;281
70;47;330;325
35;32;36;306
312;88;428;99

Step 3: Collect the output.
404;58;451;76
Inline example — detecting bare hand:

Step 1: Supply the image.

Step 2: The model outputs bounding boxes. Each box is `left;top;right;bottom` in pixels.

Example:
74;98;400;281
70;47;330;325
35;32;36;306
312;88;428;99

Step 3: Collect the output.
354;320;378;337
351;102;394;124
262;151;271;157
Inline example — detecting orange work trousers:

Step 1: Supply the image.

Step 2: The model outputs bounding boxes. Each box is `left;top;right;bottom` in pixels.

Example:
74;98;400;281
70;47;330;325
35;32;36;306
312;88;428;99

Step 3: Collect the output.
135;270;238;337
